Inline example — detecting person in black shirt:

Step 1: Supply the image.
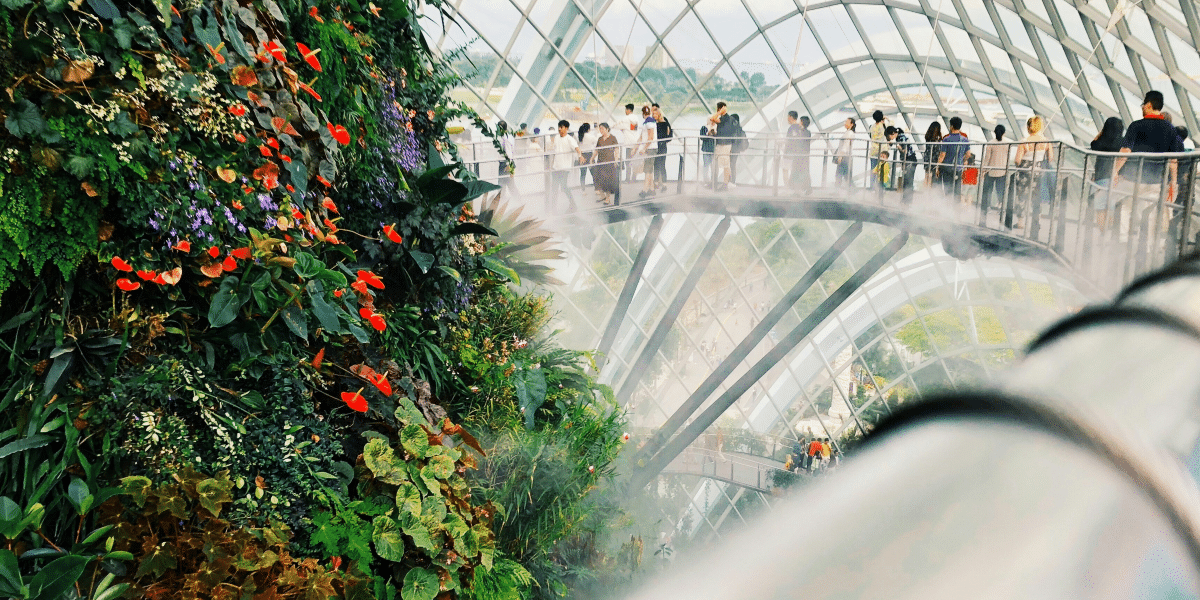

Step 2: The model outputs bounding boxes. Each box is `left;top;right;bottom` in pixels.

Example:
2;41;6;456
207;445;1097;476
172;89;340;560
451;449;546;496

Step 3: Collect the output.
886;126;918;205
651;103;672;191
1114;91;1184;191
1089;117;1124;227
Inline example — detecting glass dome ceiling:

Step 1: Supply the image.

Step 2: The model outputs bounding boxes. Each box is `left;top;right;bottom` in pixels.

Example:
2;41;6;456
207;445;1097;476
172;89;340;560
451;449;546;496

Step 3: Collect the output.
425;0;1200;142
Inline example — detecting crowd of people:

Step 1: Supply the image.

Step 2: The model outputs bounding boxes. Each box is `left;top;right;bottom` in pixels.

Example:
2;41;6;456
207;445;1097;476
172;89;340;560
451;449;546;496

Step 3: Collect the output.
488;89;1195;226
783;437;839;473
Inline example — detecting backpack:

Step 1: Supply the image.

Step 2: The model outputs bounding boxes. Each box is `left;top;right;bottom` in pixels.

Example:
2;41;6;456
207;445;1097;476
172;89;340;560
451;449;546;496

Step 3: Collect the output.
733;127;749;153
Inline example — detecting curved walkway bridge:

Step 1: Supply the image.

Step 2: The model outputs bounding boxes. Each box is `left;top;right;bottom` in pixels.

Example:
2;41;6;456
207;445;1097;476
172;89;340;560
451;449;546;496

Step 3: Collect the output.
463;134;1200;490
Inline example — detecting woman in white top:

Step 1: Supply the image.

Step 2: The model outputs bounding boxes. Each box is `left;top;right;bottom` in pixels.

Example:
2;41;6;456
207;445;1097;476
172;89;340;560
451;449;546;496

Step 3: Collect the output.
636;105;657;198
1013;115;1056;233
980;124;1010;216
835;118;857;188
578;123;599;188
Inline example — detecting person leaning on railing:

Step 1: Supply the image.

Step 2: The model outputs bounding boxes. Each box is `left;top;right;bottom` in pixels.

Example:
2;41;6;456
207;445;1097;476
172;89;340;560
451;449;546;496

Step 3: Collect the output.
1090;117;1125;229
980;125;1009;215
1112;91;1184;212
1013;115;1055;233
709;102;734;191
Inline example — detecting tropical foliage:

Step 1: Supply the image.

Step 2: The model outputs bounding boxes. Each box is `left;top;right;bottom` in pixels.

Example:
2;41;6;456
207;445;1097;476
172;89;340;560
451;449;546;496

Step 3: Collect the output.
0;1;628;599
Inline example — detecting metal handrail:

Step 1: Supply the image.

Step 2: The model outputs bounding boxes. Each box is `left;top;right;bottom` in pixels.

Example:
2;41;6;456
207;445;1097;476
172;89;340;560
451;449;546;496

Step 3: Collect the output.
456;133;1200;291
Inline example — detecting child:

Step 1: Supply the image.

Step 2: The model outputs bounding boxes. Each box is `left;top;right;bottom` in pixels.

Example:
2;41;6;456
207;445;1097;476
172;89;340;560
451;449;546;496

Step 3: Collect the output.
874;150;891;199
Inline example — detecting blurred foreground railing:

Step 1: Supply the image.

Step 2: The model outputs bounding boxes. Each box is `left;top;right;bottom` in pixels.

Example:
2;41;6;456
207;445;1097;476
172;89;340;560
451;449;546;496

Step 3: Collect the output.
622;254;1200;598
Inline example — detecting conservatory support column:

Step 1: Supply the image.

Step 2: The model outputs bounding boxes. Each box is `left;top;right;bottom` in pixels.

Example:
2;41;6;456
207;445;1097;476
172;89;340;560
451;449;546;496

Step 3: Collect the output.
632;222;864;465
596;215;665;368
631;231;910;491
615;217;732;407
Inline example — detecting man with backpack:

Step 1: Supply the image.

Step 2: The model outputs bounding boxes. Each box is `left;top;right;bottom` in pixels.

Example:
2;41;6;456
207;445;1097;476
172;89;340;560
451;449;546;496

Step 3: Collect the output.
938;116;970;198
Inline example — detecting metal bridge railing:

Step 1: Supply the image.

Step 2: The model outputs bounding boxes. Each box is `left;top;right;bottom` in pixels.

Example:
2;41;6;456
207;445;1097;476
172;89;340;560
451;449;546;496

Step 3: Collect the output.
452;133;1200;290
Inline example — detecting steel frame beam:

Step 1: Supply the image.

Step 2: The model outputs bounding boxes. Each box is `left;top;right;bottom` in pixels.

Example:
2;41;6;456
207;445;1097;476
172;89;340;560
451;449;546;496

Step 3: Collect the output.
632;222;864;464
631;231;911;490
615;216;732;407
595;215;666;366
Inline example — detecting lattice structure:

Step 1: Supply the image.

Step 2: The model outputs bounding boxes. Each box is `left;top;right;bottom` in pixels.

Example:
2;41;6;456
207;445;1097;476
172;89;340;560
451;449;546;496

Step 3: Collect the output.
426;0;1200;142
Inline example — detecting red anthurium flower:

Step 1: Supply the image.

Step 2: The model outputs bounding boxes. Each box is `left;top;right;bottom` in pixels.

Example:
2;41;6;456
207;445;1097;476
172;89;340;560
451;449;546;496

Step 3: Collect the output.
358;307;374;319
222;255;237;271
231;247;252;260
350;280;369;295
298;82;322;102
312;347;325;369
258;145;273;157
296;43;324;72
368;314;386;331
368;372;392;396
297;43;322;72
235;133;247;143
116;278;140;291
291;207;305;221
322;197;338;213
159;267;182;285
228;104;247;117
232;199;244;210
263;40;286;62
333;289;343;298
267;137;280;150
317;175;332;187
151;273;167;285
111;256;133;272
356;270;384;289
136;270;157;281
208;246;220;258
280;154;292;164
206;43;226;65
174;240;191;252
341;390;367;412
327;123;350;145
309;6;324;22
200;263;224;278
383;224;403;244
286;184;295;193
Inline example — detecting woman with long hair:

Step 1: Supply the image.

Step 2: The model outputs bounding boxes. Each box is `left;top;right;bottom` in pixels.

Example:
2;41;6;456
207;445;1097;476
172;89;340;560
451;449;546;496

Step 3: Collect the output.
835;118;856;188
1090;116;1125;228
1013;115;1056;235
924;121;943;188
578;123;598;188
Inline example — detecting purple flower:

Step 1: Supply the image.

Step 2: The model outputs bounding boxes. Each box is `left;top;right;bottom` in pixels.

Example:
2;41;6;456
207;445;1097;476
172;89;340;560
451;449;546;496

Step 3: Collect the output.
257;194;277;211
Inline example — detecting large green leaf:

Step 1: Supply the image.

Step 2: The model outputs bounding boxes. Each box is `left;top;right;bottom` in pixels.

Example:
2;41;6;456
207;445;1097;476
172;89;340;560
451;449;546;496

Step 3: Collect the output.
207;277;245;328
408;249;435;274
4;99;45;138
67;478;93;516
421;179;468;206
362;439;407;485
513;366;546;430
402;567;439;600
449;222;498;237
293;252;323;279
462;179;500;203
399;513;437;554
307;282;343;333
371;517;405;562
0;434;51;460
280;304;307;340
27;554;89;600
424;455;454;481
0;549;24;598
399;424;430;458
195;478;232;517
482;257;520;286
395;483;421;516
